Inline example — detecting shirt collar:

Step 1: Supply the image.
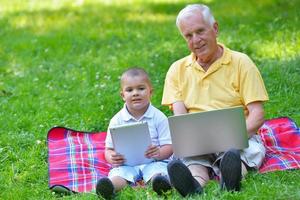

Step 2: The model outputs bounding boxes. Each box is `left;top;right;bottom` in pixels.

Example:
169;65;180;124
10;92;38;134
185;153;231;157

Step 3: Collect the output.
186;43;231;68
120;103;154;121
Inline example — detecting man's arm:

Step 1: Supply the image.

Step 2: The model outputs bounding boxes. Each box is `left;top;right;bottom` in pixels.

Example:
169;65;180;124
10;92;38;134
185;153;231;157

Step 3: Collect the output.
172;101;188;115
246;101;265;137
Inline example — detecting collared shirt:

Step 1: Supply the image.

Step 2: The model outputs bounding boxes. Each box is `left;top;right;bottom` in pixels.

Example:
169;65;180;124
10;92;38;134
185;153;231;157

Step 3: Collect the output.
105;103;171;149
162;44;269;115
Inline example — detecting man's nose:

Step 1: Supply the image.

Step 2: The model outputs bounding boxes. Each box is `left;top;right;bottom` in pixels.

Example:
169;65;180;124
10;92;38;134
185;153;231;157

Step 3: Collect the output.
192;33;201;43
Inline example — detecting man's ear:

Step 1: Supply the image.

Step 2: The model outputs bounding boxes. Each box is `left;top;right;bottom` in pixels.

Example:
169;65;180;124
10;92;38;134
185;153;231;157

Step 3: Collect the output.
213;22;219;36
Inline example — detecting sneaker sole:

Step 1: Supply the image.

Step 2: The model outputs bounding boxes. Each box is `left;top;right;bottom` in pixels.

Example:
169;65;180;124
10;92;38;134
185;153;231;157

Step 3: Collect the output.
168;160;202;197
96;178;114;199
220;149;241;191
152;175;172;195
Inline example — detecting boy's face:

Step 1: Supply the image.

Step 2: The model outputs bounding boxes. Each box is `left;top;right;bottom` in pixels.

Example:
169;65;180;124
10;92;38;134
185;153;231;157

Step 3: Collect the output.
121;75;153;114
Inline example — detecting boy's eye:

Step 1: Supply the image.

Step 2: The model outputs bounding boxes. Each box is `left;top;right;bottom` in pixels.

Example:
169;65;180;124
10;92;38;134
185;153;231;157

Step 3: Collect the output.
126;88;133;92
138;87;145;90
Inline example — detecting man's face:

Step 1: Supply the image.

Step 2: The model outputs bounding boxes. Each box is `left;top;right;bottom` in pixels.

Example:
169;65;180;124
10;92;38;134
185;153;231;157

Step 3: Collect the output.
178;13;218;63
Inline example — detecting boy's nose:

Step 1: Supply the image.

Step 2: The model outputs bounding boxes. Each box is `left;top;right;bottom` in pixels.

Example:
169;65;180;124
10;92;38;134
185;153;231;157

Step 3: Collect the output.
132;89;139;96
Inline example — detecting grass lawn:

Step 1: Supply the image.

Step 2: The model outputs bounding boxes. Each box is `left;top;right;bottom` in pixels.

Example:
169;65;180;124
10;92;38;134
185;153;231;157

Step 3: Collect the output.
0;0;300;199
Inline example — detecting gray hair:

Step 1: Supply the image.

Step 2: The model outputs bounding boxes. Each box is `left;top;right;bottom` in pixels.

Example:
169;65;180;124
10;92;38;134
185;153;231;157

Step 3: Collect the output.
176;4;216;28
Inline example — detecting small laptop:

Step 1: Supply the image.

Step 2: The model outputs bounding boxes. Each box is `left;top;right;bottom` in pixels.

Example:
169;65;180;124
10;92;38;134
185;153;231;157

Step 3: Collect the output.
168;106;249;158
110;121;153;166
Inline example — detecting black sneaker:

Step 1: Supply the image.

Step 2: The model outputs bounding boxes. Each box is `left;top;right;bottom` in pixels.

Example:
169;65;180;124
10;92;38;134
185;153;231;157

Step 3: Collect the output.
96;177;114;199
152;175;172;195
50;185;74;196
220;148;242;191
167;160;202;197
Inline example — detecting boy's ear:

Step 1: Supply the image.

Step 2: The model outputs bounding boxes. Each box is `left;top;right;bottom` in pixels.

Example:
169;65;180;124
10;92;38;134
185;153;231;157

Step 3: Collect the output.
150;87;154;96
120;90;125;101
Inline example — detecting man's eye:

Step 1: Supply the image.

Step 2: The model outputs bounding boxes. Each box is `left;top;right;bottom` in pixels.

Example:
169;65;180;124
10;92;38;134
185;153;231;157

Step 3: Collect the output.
196;29;205;35
186;34;192;39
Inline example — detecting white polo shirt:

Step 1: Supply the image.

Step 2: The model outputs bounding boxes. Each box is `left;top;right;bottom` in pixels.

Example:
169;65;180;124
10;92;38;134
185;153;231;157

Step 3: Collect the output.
105;104;171;149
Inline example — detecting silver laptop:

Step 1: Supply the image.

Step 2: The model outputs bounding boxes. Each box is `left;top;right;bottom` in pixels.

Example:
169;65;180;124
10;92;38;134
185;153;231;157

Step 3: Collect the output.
110;121;153;166
168;106;249;158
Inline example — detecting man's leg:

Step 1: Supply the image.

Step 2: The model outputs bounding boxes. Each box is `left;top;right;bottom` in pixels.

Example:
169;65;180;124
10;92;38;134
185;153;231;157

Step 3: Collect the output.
219;149;242;191
167;160;203;197
188;164;210;187
241;162;248;177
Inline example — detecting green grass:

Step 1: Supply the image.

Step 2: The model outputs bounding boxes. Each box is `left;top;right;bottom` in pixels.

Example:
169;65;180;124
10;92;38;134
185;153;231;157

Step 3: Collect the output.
0;0;299;199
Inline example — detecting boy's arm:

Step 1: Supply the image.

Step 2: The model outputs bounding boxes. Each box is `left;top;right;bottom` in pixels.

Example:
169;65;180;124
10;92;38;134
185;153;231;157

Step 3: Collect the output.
105;147;125;167
145;144;173;160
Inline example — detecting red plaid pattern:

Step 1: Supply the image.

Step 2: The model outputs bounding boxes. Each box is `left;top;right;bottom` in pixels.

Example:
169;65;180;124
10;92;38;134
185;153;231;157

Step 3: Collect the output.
47;117;300;192
258;117;300;173
48;127;111;192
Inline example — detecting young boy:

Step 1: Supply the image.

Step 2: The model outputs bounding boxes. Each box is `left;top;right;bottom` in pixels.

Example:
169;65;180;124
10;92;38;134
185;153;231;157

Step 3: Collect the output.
96;67;173;199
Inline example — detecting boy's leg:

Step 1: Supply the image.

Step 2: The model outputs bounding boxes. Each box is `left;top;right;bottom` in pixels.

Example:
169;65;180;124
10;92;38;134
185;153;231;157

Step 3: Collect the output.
96;177;114;199
108;165;139;186
96;176;128;199
110;176;128;192
96;166;138;198
141;161;172;195
141;161;169;183
152;175;172;195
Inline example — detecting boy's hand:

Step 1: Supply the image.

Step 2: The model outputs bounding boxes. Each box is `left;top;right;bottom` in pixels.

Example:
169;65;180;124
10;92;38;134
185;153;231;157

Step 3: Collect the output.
145;145;160;160
109;151;126;167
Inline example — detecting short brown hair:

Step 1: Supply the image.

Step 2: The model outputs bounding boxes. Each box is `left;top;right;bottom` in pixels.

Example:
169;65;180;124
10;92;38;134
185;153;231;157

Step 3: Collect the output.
120;67;152;88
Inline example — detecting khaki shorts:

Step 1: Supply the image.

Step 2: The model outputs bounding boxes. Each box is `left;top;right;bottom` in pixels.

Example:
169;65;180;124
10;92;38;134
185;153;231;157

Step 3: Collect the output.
182;135;265;176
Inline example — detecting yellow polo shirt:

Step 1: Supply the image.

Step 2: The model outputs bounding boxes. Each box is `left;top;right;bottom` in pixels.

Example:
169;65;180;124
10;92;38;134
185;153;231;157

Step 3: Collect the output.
162;44;269;116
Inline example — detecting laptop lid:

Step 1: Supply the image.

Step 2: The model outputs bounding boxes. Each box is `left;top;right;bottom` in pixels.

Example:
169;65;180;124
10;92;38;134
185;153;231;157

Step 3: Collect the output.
168;106;249;158
110;121;153;166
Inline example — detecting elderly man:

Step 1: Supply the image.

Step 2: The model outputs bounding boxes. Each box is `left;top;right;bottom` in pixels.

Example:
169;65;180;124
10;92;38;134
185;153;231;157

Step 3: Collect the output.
162;4;268;197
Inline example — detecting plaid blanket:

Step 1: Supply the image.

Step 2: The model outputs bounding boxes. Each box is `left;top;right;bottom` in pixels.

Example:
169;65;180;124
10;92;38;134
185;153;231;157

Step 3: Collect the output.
47;127;111;193
47;117;300;193
258;117;300;173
